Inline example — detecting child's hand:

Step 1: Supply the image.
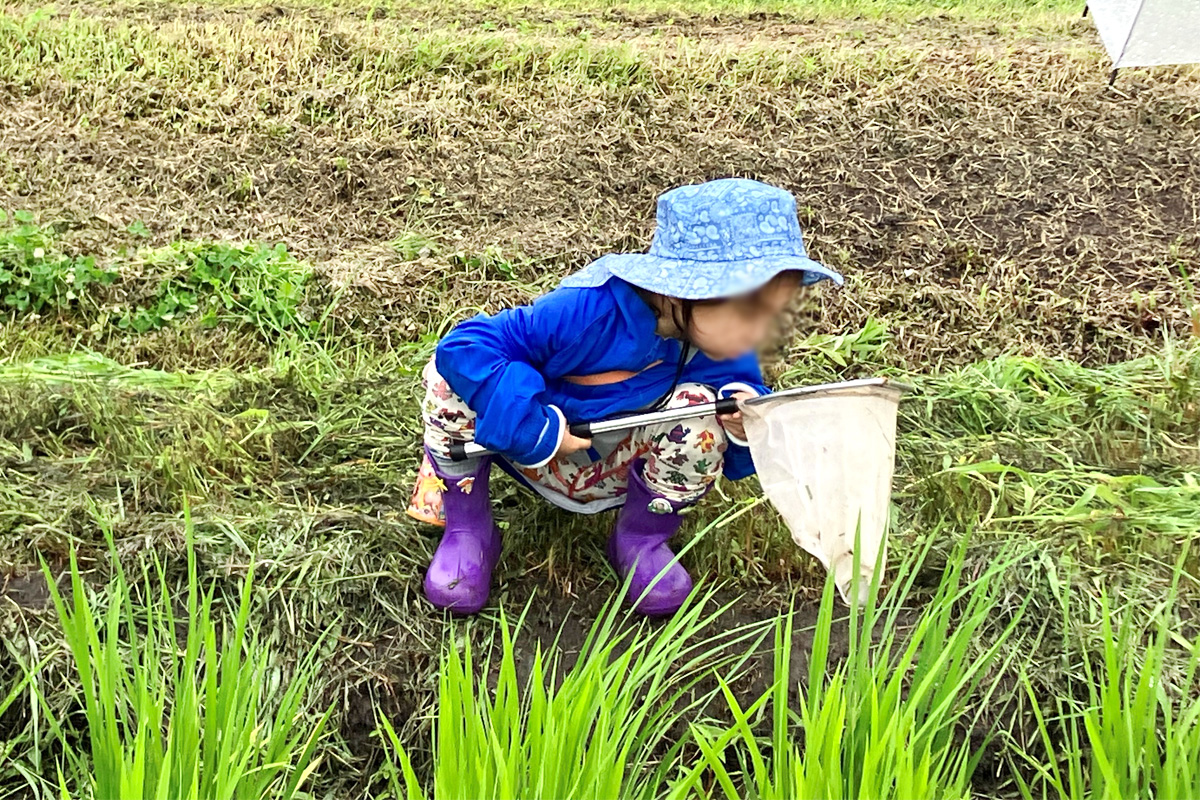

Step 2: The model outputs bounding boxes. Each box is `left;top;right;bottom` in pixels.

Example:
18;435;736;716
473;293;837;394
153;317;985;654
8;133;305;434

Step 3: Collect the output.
557;431;593;457
717;391;755;441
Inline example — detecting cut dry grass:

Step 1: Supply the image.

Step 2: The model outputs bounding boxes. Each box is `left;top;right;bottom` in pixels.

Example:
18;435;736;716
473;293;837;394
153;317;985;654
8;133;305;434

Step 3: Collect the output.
1;0;1197;370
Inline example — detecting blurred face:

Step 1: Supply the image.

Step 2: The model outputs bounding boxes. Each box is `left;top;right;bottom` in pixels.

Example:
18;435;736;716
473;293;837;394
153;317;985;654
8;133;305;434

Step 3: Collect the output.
686;275;800;361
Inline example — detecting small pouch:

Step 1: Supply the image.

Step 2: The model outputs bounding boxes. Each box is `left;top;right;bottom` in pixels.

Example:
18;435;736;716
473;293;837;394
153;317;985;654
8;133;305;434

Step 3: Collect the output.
406;451;446;527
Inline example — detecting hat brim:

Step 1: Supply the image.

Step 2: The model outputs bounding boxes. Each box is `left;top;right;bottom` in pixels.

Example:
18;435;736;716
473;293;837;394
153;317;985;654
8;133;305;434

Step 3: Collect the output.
570;252;843;300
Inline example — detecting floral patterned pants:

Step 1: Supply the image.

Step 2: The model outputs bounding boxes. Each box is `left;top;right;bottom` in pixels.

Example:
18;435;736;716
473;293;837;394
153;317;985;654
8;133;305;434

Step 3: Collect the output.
421;358;728;506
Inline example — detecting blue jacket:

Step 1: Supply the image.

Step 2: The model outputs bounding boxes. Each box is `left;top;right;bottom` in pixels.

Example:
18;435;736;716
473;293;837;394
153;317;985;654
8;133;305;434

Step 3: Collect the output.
435;278;770;479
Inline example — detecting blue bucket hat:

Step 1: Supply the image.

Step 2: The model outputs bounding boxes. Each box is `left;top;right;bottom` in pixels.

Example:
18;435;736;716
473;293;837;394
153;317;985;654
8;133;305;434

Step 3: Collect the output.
561;178;842;299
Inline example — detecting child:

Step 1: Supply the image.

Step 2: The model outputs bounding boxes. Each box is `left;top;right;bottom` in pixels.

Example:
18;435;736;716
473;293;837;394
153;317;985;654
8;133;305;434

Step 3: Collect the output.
414;178;842;616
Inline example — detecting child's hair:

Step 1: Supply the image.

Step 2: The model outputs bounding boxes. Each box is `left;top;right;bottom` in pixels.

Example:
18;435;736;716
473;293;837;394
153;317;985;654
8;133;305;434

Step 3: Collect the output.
637;269;804;343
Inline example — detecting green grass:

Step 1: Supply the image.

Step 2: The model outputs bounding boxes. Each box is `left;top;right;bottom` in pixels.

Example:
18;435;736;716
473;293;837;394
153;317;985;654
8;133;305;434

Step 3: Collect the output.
112;241;312;334
380;582;765;799
0;221;312;335
671;537;1029;799
0;8;1101;139
1;253;1197;794
398;0;1081;17
1015;551;1200;800
35;508;330;799
0;210;117;315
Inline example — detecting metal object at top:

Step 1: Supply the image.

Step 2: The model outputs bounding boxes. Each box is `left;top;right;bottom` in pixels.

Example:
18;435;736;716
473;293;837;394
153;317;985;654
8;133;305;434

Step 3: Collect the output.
742;377;912;407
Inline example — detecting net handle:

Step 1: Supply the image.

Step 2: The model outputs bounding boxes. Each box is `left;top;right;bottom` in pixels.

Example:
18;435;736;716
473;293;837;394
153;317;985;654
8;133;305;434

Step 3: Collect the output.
448;377;912;461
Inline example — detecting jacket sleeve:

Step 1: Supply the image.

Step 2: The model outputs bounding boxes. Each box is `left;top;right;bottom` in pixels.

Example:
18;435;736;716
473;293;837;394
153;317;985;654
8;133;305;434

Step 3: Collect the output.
715;353;771;481
434;289;599;467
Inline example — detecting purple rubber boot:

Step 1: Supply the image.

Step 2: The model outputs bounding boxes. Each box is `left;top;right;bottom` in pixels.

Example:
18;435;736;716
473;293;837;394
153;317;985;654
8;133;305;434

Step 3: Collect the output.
423;450;501;615
606;462;697;616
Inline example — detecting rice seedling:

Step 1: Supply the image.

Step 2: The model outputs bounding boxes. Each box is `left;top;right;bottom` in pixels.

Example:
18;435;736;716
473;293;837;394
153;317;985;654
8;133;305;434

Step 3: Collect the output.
1014;551;1200;800
40;506;331;800
378;586;769;800
670;536;1030;799
0;646;59;796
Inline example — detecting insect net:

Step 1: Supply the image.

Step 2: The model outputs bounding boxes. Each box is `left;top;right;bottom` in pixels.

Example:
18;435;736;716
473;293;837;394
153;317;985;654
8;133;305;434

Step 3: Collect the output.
741;384;903;605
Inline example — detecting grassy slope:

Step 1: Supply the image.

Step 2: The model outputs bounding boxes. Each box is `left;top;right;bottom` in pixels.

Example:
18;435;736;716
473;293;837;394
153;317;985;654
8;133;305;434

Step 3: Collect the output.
0;0;1198;795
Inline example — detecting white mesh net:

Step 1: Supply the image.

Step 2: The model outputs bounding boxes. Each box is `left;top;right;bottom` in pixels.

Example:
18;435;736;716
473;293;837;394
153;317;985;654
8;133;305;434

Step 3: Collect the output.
742;385;902;605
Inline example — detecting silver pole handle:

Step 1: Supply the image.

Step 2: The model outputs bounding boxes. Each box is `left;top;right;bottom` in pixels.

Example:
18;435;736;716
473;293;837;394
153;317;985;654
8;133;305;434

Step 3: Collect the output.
447;396;739;461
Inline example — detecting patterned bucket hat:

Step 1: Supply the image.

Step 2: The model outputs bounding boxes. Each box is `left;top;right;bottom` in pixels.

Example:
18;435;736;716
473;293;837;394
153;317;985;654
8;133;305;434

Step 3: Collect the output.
561;178;842;299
